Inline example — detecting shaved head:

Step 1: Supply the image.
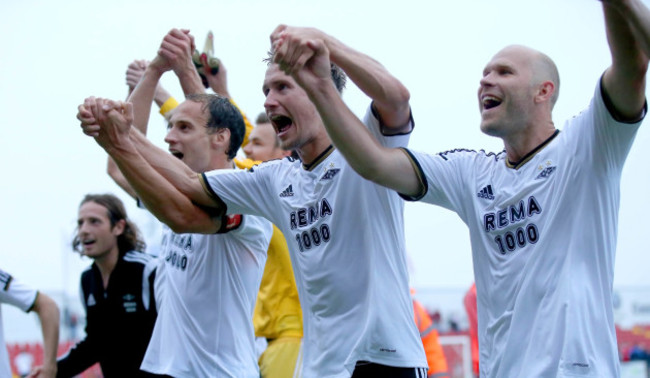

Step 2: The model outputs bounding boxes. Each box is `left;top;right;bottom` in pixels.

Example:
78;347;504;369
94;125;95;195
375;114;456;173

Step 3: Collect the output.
493;45;560;108
531;50;560;108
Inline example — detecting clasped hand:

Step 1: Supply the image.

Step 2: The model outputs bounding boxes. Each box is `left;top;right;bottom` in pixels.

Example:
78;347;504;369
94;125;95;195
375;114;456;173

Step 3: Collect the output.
77;97;133;149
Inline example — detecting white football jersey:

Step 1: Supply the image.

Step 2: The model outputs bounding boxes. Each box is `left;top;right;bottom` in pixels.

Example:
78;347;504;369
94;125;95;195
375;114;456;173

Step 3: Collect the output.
405;81;643;377
141;214;272;378
0;269;38;378
202;106;427;377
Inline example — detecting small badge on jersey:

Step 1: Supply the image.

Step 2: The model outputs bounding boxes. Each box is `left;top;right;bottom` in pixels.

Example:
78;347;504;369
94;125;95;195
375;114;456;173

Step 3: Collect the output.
320;168;340;181
535;160;557;180
123;293;137;313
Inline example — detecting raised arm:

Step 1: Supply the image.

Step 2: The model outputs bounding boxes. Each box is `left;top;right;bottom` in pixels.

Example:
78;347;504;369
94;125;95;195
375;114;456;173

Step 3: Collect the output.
160;28;206;97
603;0;650;58
127;57;174;132
271;25;411;131
199;53;231;98
27;292;59;378
80;98;222;233
601;0;649;120
271;32;422;197
195;57;254;149
107;56;174;199
125;60;173;110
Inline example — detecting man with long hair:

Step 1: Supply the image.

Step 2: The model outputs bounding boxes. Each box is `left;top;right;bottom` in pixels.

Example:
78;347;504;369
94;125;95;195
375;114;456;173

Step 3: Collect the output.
56;194;159;377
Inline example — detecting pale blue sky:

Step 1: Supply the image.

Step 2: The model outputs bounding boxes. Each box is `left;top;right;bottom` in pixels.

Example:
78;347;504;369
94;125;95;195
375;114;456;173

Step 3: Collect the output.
0;0;648;300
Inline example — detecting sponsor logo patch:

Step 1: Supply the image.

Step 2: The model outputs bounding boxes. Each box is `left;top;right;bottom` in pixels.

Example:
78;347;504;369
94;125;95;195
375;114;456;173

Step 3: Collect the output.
477;184;495;200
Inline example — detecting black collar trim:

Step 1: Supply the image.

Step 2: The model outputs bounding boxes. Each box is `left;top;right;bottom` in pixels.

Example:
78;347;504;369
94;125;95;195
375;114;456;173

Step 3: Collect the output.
303;145;334;171
506;129;560;169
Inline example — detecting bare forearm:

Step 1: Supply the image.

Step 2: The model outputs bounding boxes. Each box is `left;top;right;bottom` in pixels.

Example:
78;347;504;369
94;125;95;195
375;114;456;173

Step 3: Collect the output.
176;68;206;96
106;157;137;199
114;67;164;199
128;66;163;134
34;294;59;376
606;0;650;57
128;128;214;207
325;36;411;127
106;138;194;232
153;85;173;108
306;77;421;196
602;1;648;117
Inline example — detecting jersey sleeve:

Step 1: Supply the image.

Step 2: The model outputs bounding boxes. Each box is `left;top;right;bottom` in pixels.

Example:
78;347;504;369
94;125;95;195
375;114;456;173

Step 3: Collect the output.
200;163;282;226
227;214;273;260
56;337;99;377
362;103;412;149
400;148;480;224
57;273;99;375
0;269;38;312
200;168;273;263
142;258;157;313
562;77;645;175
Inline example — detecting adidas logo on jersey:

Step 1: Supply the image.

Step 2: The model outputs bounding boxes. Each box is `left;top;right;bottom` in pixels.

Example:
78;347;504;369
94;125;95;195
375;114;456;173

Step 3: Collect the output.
87;293;96;307
280;184;294;197
320;168;340;181
477;185;495;200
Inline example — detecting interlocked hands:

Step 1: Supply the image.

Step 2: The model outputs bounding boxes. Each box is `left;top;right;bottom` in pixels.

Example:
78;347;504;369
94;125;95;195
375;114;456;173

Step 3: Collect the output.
77;97;134;150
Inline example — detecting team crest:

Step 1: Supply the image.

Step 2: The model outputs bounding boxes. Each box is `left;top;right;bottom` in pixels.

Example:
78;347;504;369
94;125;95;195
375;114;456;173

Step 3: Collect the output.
320;168;340;181
123;295;137;313
536;161;557;180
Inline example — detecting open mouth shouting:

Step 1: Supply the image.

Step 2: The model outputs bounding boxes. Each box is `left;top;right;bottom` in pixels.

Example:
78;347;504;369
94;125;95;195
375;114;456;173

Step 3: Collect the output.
169;149;184;160
482;95;502;111
270;114;293;138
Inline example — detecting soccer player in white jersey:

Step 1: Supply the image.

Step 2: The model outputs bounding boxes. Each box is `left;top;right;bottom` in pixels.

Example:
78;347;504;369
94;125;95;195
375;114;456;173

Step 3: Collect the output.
78;26;428;377
0;269;59;378
86;29;273;377
270;1;650;377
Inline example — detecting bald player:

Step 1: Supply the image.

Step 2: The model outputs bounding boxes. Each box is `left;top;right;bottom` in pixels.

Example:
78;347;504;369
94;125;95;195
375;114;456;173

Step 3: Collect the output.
271;1;650;376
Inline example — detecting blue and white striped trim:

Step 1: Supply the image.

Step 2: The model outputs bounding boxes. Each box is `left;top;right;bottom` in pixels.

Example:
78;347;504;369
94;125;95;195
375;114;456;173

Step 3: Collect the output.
415;367;428;378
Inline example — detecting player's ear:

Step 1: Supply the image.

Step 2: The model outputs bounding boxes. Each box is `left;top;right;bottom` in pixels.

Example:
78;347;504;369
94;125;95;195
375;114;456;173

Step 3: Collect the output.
535;81;555;105
211;128;231;150
112;219;126;236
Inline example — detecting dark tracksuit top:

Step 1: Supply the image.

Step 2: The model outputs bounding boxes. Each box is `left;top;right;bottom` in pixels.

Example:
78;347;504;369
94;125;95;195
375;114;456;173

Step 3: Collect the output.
57;250;159;378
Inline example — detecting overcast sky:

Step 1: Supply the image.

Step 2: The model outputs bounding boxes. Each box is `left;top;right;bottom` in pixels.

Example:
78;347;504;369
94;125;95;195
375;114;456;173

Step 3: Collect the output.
1;0;649;299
